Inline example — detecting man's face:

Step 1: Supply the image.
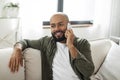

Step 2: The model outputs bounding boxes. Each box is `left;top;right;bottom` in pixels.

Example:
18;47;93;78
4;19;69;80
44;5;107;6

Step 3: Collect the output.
50;15;68;42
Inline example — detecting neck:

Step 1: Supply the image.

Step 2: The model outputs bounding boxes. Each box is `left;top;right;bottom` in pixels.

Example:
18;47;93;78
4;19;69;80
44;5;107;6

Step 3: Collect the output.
59;40;66;43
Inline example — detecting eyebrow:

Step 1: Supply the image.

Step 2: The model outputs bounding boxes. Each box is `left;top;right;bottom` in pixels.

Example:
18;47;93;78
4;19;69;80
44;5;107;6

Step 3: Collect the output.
50;21;63;25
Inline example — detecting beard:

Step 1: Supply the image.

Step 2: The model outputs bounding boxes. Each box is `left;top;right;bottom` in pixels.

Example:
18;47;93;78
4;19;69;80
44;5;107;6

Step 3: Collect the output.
52;30;66;42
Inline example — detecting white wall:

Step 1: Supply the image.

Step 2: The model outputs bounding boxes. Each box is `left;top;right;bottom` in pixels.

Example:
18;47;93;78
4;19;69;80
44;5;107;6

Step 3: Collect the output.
0;0;115;41
0;1;4;17
42;25;108;41
0;19;19;48
42;0;112;41
0;0;20;48
109;0;120;37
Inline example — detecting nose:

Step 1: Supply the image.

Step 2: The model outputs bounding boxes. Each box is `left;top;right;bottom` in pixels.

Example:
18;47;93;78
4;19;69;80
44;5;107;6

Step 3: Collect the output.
54;25;60;31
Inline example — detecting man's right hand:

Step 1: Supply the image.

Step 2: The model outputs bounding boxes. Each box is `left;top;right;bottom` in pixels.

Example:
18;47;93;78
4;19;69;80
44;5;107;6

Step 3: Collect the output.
9;47;23;73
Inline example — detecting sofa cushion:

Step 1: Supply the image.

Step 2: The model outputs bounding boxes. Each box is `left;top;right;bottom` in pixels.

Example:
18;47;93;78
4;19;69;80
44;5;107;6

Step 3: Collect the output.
90;39;112;74
94;42;120;80
23;48;42;80
0;48;24;80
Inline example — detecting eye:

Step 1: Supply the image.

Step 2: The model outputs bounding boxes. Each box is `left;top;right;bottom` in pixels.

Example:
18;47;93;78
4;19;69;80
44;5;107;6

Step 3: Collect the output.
59;23;64;26
51;25;55;28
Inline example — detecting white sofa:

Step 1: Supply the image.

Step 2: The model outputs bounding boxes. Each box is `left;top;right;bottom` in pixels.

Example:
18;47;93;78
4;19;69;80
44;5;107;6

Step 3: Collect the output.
0;39;120;80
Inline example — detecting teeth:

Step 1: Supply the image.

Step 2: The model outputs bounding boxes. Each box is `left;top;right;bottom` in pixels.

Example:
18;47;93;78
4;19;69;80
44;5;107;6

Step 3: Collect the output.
56;32;61;35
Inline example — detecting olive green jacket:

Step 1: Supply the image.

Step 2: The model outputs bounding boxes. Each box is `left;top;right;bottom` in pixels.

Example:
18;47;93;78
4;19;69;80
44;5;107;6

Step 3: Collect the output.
20;36;94;80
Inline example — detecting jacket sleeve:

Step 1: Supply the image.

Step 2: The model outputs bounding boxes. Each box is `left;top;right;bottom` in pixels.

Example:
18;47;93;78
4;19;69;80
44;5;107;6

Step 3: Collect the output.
17;37;47;51
70;39;94;79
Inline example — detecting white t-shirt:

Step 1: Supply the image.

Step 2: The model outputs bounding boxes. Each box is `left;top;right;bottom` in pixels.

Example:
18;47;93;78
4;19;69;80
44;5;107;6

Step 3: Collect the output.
52;42;80;80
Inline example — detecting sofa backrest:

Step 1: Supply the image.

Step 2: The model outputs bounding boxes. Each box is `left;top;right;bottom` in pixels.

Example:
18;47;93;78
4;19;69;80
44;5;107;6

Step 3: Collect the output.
90;39;112;74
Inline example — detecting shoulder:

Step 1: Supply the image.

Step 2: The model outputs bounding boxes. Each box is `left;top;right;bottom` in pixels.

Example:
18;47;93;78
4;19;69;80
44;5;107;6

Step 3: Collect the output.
39;36;54;45
74;37;90;48
75;37;89;44
40;36;52;41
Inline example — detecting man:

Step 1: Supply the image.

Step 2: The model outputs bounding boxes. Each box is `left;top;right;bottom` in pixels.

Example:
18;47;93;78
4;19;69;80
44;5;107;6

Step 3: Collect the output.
9;12;94;80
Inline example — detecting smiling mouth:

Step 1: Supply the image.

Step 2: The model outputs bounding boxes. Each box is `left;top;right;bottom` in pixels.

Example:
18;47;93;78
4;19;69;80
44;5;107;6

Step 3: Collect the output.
53;31;63;35
55;32;63;39
52;31;66;42
55;32;62;36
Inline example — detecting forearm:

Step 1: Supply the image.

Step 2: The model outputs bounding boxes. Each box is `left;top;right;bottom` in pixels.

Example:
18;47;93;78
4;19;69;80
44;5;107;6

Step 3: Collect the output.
68;44;91;61
68;38;94;78
70;50;94;78
75;52;94;77
69;45;94;78
14;39;42;51
68;44;78;59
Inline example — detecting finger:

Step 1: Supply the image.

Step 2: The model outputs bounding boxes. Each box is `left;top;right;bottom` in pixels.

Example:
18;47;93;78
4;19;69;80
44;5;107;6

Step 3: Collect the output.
9;58;14;72
67;29;73;34
65;31;68;38
66;30;71;35
65;30;69;33
8;58;12;68
10;58;13;72
69;29;73;33
66;29;70;32
12;58;16;73
16;58;19;72
10;58;14;72
20;57;23;67
68;29;74;37
14;58;17;72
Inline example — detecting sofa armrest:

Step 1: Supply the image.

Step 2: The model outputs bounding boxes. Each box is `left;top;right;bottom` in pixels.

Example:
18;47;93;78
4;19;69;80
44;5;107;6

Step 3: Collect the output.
23;48;42;80
90;39;112;74
0;48;24;80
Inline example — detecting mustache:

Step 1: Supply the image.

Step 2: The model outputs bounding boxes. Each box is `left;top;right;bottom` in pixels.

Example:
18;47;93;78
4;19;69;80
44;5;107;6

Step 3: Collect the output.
52;30;65;34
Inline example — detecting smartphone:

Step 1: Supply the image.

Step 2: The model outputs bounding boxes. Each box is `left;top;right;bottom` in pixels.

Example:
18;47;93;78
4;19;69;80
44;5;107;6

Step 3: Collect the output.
67;23;72;30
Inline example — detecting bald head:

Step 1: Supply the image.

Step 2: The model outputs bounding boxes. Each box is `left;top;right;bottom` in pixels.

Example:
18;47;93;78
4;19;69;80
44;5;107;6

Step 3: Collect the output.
50;12;69;23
